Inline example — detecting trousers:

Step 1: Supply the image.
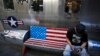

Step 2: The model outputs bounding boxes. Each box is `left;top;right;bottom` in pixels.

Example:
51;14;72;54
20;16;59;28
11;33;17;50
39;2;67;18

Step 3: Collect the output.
63;45;89;56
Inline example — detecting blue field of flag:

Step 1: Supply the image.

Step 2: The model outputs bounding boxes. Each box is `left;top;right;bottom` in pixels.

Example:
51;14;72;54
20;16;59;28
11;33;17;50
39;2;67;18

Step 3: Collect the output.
30;26;46;40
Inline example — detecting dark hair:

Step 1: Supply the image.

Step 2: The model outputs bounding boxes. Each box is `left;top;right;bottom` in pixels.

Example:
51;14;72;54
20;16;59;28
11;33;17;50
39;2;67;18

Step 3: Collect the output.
76;23;86;33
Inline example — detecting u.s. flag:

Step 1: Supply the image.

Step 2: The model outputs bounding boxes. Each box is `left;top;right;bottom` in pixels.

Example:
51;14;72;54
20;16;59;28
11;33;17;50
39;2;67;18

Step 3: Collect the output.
24;26;67;50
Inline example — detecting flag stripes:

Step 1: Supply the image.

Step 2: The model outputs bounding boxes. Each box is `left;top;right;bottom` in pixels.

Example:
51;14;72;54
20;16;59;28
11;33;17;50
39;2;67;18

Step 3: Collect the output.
24;27;67;50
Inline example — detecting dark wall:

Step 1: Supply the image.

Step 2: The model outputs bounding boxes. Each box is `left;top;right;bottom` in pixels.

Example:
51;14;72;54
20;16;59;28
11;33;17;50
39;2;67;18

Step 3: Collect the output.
79;0;100;40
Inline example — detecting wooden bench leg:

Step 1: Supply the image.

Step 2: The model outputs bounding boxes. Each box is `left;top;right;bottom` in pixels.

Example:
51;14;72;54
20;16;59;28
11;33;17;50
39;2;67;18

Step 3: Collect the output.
22;45;27;56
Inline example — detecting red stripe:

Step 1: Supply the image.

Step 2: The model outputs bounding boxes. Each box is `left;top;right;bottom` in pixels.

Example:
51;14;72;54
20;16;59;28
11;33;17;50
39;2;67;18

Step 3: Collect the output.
25;39;44;44
44;41;66;46
24;42;33;45
47;31;66;35
44;39;66;43
46;38;66;42
47;29;67;34
24;43;33;46
25;42;43;45
43;44;65;48
26;40;43;43
43;43;65;47
46;35;66;38
46;37;66;42
47;28;67;31
25;41;43;46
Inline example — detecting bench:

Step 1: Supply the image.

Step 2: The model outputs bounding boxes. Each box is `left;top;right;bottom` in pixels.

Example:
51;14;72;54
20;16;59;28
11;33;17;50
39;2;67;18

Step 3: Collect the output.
22;26;67;56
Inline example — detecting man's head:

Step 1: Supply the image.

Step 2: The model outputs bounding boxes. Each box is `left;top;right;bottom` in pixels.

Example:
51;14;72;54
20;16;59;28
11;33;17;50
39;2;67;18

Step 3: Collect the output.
75;23;86;34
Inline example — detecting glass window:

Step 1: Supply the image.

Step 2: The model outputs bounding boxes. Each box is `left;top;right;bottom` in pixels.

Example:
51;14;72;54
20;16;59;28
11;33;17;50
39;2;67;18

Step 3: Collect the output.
3;0;14;10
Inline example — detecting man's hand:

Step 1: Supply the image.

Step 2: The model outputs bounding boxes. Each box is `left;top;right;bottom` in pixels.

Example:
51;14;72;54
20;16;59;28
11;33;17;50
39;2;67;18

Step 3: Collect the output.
71;48;80;56
77;48;82;54
70;45;75;50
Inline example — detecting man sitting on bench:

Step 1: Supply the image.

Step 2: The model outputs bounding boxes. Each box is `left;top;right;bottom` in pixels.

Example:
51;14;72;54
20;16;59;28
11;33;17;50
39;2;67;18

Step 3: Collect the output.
63;23;88;56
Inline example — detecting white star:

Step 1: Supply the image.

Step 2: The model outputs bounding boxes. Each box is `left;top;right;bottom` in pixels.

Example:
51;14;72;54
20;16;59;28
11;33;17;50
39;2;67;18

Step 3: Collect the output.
9;17;17;26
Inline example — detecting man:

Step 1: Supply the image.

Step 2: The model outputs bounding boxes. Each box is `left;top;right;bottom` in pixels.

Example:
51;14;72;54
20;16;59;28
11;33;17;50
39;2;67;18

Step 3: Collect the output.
63;23;88;56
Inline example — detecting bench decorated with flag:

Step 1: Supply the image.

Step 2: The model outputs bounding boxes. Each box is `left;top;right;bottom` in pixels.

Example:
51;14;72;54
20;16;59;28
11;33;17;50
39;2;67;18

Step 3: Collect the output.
22;26;67;56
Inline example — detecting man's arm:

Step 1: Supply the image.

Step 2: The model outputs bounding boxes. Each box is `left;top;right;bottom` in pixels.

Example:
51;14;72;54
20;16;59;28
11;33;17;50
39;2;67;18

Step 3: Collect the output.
80;42;87;48
66;37;72;46
77;42;87;53
66;37;74;50
80;32;88;49
66;28;75;50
